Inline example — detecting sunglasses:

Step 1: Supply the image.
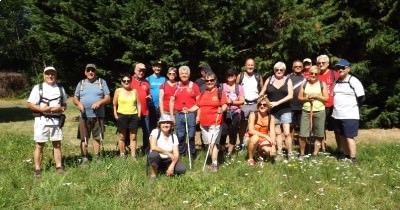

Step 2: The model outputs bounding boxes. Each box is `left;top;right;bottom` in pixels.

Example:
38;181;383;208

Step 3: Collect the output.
86;69;96;73
259;103;268;107
167;72;176;75
274;68;285;72
138;68;146;72
334;66;346;71
205;79;215;83
122;79;131;83
317;62;327;65
309;72;318;76
293;66;303;68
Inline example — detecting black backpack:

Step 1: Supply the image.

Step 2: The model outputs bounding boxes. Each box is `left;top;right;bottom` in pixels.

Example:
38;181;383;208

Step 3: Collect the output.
238;71;262;91
32;83;65;117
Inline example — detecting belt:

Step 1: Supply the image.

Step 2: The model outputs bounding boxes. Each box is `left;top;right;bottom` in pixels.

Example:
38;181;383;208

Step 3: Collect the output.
244;99;258;105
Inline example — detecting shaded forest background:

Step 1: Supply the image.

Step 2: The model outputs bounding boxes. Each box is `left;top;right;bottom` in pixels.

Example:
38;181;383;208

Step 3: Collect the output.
1;0;399;128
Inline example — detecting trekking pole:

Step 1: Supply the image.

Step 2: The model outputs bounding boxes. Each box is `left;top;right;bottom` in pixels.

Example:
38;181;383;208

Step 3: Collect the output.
184;110;192;169
95;110;105;155
307;100;314;155
202;111;220;171
80;116;88;147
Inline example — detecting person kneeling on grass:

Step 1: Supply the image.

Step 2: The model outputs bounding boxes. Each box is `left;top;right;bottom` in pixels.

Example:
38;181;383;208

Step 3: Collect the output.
247;96;276;165
148;115;186;178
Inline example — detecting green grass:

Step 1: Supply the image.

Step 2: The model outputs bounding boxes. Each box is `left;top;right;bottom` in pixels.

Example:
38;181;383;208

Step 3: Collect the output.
1;131;400;209
1;99;400;209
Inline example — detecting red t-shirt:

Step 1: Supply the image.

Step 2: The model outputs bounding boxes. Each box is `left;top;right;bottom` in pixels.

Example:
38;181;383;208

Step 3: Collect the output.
173;81;200;111
160;81;176;113
318;69;339;107
130;77;150;116
197;87;227;126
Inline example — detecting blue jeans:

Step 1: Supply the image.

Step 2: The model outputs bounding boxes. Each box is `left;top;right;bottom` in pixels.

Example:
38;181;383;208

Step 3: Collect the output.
140;115;150;153
175;112;196;156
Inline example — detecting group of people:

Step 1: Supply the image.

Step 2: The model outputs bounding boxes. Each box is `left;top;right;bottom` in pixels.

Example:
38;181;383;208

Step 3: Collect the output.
27;55;365;178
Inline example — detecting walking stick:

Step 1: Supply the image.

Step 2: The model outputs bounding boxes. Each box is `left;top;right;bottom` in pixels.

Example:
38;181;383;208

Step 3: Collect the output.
203;112;221;171
96;114;105;155
184;111;192;169
307;100;314;155
80;117;88;146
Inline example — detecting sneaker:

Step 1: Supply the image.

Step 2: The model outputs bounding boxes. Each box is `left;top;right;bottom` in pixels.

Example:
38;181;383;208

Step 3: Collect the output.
247;159;256;166
81;157;89;165
311;155;318;163
298;155;304;162
209;164;218;172
56;167;65;175
287;153;295;161
34;169;41;178
350;157;358;165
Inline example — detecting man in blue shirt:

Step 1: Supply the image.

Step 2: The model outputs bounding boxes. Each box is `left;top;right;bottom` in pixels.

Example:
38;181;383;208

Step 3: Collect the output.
146;60;166;129
73;64;110;163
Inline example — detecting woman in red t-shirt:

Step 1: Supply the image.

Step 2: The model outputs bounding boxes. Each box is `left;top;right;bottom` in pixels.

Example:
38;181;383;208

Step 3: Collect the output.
196;72;227;172
159;67;177;116
247;96;276;166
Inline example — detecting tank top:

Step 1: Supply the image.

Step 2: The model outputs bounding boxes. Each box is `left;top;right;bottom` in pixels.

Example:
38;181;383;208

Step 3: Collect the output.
117;88;138;115
254;112;269;134
303;81;325;112
266;76;291;115
241;74;259;101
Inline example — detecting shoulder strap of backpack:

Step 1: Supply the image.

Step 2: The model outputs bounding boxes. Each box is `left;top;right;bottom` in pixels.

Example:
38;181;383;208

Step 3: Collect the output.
303;81;308;90
235;83;239;96
79;79;85;91
330;70;336;83
239;72;244;85
57;83;64;105
319;81;323;93
98;78;104;91
38;82;43;101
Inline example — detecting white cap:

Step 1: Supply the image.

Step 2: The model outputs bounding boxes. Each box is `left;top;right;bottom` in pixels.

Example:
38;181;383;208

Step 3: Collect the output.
303;58;312;63
44;66;56;73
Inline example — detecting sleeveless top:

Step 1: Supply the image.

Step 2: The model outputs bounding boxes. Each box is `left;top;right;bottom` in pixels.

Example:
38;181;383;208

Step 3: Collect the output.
117;88;138;115
266;77;291;115
254;112;269;134
241;74;259;101
303;81;325;112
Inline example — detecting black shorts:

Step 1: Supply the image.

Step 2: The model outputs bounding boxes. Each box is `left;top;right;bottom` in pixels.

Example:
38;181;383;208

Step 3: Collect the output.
325;107;334;131
117;113;139;130
291;110;302;127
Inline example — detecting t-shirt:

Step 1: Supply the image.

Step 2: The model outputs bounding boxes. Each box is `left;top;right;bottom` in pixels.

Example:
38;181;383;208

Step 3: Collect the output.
197;87;227;126
240;73;259;101
150;128;179;159
159;81;177;113
289;73;305;110
28;82;68;125
74;78;110;118
146;74;166;108
332;75;365;120
173;81;200;111
116;88;138;115
221;83;244;113
130;77;150;116
318;69;338;108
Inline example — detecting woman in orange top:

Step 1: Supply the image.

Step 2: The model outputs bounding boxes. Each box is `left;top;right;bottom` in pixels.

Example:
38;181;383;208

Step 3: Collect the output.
247;96;276;165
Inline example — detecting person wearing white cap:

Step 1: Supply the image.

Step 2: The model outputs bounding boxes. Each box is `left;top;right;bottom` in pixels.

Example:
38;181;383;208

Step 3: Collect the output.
27;66;67;177
302;58;312;79
148;114;186;178
73;63;111;164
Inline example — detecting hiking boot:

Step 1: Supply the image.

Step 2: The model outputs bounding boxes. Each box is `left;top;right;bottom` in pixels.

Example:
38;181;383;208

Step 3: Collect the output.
34;169;41;178
56;167;65;175
247;159;256;166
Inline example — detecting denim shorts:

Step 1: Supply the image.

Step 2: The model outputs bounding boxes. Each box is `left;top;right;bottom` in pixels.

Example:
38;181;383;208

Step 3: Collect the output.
273;111;292;124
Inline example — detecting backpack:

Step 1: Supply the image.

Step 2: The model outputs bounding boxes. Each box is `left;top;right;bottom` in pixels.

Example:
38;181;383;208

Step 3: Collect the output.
199;84;223;102
79;78;105;96
303;81;324;93
334;75;355;94
156;129;175;144
37;82;65;106
222;83;240;97
238;71;262;91
173;81;193;97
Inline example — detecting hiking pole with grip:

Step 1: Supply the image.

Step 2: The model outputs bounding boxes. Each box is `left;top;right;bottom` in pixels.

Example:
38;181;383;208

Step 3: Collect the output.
183;105;192;169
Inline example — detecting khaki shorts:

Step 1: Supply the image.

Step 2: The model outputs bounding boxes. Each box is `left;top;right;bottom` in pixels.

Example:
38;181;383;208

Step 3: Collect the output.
299;110;326;138
77;117;104;141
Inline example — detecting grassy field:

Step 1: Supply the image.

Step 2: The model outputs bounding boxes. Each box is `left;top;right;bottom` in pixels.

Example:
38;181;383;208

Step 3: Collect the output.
1;98;400;209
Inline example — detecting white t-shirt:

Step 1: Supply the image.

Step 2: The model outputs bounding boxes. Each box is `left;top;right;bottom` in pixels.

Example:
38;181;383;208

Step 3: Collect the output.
27;82;67;125
150;129;179;159
241;74;259;101
332;75;365;119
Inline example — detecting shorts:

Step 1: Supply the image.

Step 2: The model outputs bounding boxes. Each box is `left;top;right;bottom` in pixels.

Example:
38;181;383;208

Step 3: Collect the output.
77;117;104;141
291;110;302;127
299;110;326;138
241;104;257;120
200;125;222;144
273;111;292;124
333;119;359;138
325;107;334;131
117;113;139;130
34;117;63;142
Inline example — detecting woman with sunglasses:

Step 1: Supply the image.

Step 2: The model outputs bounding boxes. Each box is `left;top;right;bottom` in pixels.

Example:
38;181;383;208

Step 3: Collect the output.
195;72;227;172
298;66;328;160
246;96;276;165
159;67;177;116
113;73;141;159
259;61;293;160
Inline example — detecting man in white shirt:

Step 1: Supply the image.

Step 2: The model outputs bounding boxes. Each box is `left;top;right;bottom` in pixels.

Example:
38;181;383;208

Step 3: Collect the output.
27;66;67;177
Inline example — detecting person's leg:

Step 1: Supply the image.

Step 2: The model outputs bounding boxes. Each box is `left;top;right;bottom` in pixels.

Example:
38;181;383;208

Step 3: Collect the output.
174;160;186;175
141;115;151;154
187;112;197;157
313;111;326;156
148;151;161;178
228;112;240;154
275;124;283;155
238;106;250;149
118;128;127;156
312;137;323;156
34;142;45;171
210;125;221;166
299;137;306;156
52;141;62;168
175;113;186;155
283;123;292;155
247;135;259;160
79;118;89;158
129;130;137;158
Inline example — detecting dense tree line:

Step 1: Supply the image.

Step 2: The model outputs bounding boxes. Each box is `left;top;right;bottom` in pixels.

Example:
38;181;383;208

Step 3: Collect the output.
1;0;399;128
